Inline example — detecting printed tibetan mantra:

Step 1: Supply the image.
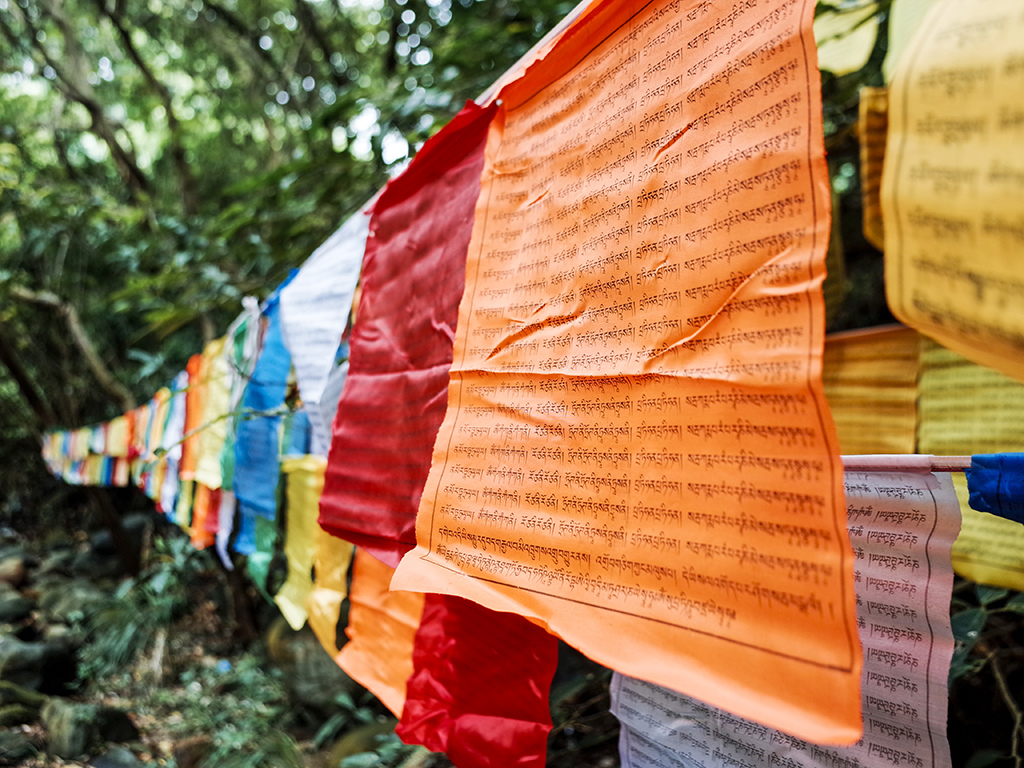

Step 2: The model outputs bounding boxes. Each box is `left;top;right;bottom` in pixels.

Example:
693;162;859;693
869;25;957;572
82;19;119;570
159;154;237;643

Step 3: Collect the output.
394;0;861;745
883;0;1024;383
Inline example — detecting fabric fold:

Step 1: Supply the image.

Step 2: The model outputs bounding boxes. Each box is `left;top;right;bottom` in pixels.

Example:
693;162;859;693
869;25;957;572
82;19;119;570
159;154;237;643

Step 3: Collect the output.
319;100;497;567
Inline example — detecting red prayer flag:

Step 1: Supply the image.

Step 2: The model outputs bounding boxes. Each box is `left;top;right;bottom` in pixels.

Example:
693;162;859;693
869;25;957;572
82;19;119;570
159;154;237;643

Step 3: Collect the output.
318;100;497;567
396;594;559;768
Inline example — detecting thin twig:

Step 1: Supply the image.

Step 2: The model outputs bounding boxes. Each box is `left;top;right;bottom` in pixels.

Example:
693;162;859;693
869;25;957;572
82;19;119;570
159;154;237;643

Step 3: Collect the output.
990;652;1024;768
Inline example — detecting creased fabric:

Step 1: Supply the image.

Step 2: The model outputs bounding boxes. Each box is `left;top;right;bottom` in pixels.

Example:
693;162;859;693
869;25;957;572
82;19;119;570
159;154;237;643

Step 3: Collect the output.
396;594;559;768
967;453;1024;525
319;100;497;567
274;456;327;629
336;548;423;718
279;212;368;457
234;293;292;519
307;526;355;657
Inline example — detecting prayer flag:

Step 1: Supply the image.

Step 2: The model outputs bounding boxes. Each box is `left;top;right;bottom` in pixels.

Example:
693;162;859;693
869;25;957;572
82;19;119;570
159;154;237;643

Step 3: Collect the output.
394;0;861;743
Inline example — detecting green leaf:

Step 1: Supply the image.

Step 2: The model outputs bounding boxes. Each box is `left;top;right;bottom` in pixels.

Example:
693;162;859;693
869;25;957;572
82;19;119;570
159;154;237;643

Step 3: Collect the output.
340;753;380;768
149;568;171;595
314;711;350;750
949;607;988;684
1003;593;1024;614
976;585;1009;606
951;606;988;641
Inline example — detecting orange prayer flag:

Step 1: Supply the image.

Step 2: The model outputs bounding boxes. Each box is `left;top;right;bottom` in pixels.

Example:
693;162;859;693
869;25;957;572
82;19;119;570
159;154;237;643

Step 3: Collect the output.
394;0;860;744
180;353;205;480
336;549;424;718
190;483;217;550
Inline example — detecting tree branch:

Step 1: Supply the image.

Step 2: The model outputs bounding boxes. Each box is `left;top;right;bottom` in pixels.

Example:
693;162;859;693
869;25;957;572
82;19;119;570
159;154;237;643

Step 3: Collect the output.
291;0;348;89
10;285;137;412
99;2;198;215
14;1;152;199
0;318;59;437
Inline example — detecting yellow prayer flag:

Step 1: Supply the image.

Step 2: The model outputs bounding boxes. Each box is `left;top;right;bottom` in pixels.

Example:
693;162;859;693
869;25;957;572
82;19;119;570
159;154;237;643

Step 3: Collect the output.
883;0;1024;381
822;325;919;455
918;338;1024;589
275;456;328;630
307;527;354;657
194;337;231;490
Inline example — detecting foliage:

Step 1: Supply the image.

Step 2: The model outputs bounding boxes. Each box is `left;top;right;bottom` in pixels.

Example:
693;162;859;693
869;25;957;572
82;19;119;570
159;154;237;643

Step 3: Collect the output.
314;690;381;751
80;533;213;679
339;732;422;768
0;0;571;516
136;646;305;768
948;579;1024;766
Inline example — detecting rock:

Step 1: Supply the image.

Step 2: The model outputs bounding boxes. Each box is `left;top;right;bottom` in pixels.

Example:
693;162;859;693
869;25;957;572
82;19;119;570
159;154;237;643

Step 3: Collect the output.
36;578;110;624
266;617;361;715
0;595;34;624
0;557;27;589
90;746;143;768
42;698;95;759
172;734;213;768
0;636;75;692
88;513;152;566
94;708;139;743
41;699;136;759
37;549;76;578
42;623;85;655
0;546;26;566
70;550;125;581
0;703;39;727
0;729;37;764
0;680;48;709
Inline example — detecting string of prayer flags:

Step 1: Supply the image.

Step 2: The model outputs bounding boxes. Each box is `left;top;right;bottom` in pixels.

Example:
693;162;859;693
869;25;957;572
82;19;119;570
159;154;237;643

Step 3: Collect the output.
883;0;1024;382
247;514;278;600
279;211;368;457
822;325;919;455
129;400;152;487
319;100;496;568
335;549;423;718
395;595;559;768
143;387;173;508
178;352;205;491
917;338;1024;590
106;415;131;458
274;456;327;630
215;489;236;569
219;298;263;494
966;454;1024;525
611;459;960;768
190;483;217;550
394;0;863;744
175;479;195;532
